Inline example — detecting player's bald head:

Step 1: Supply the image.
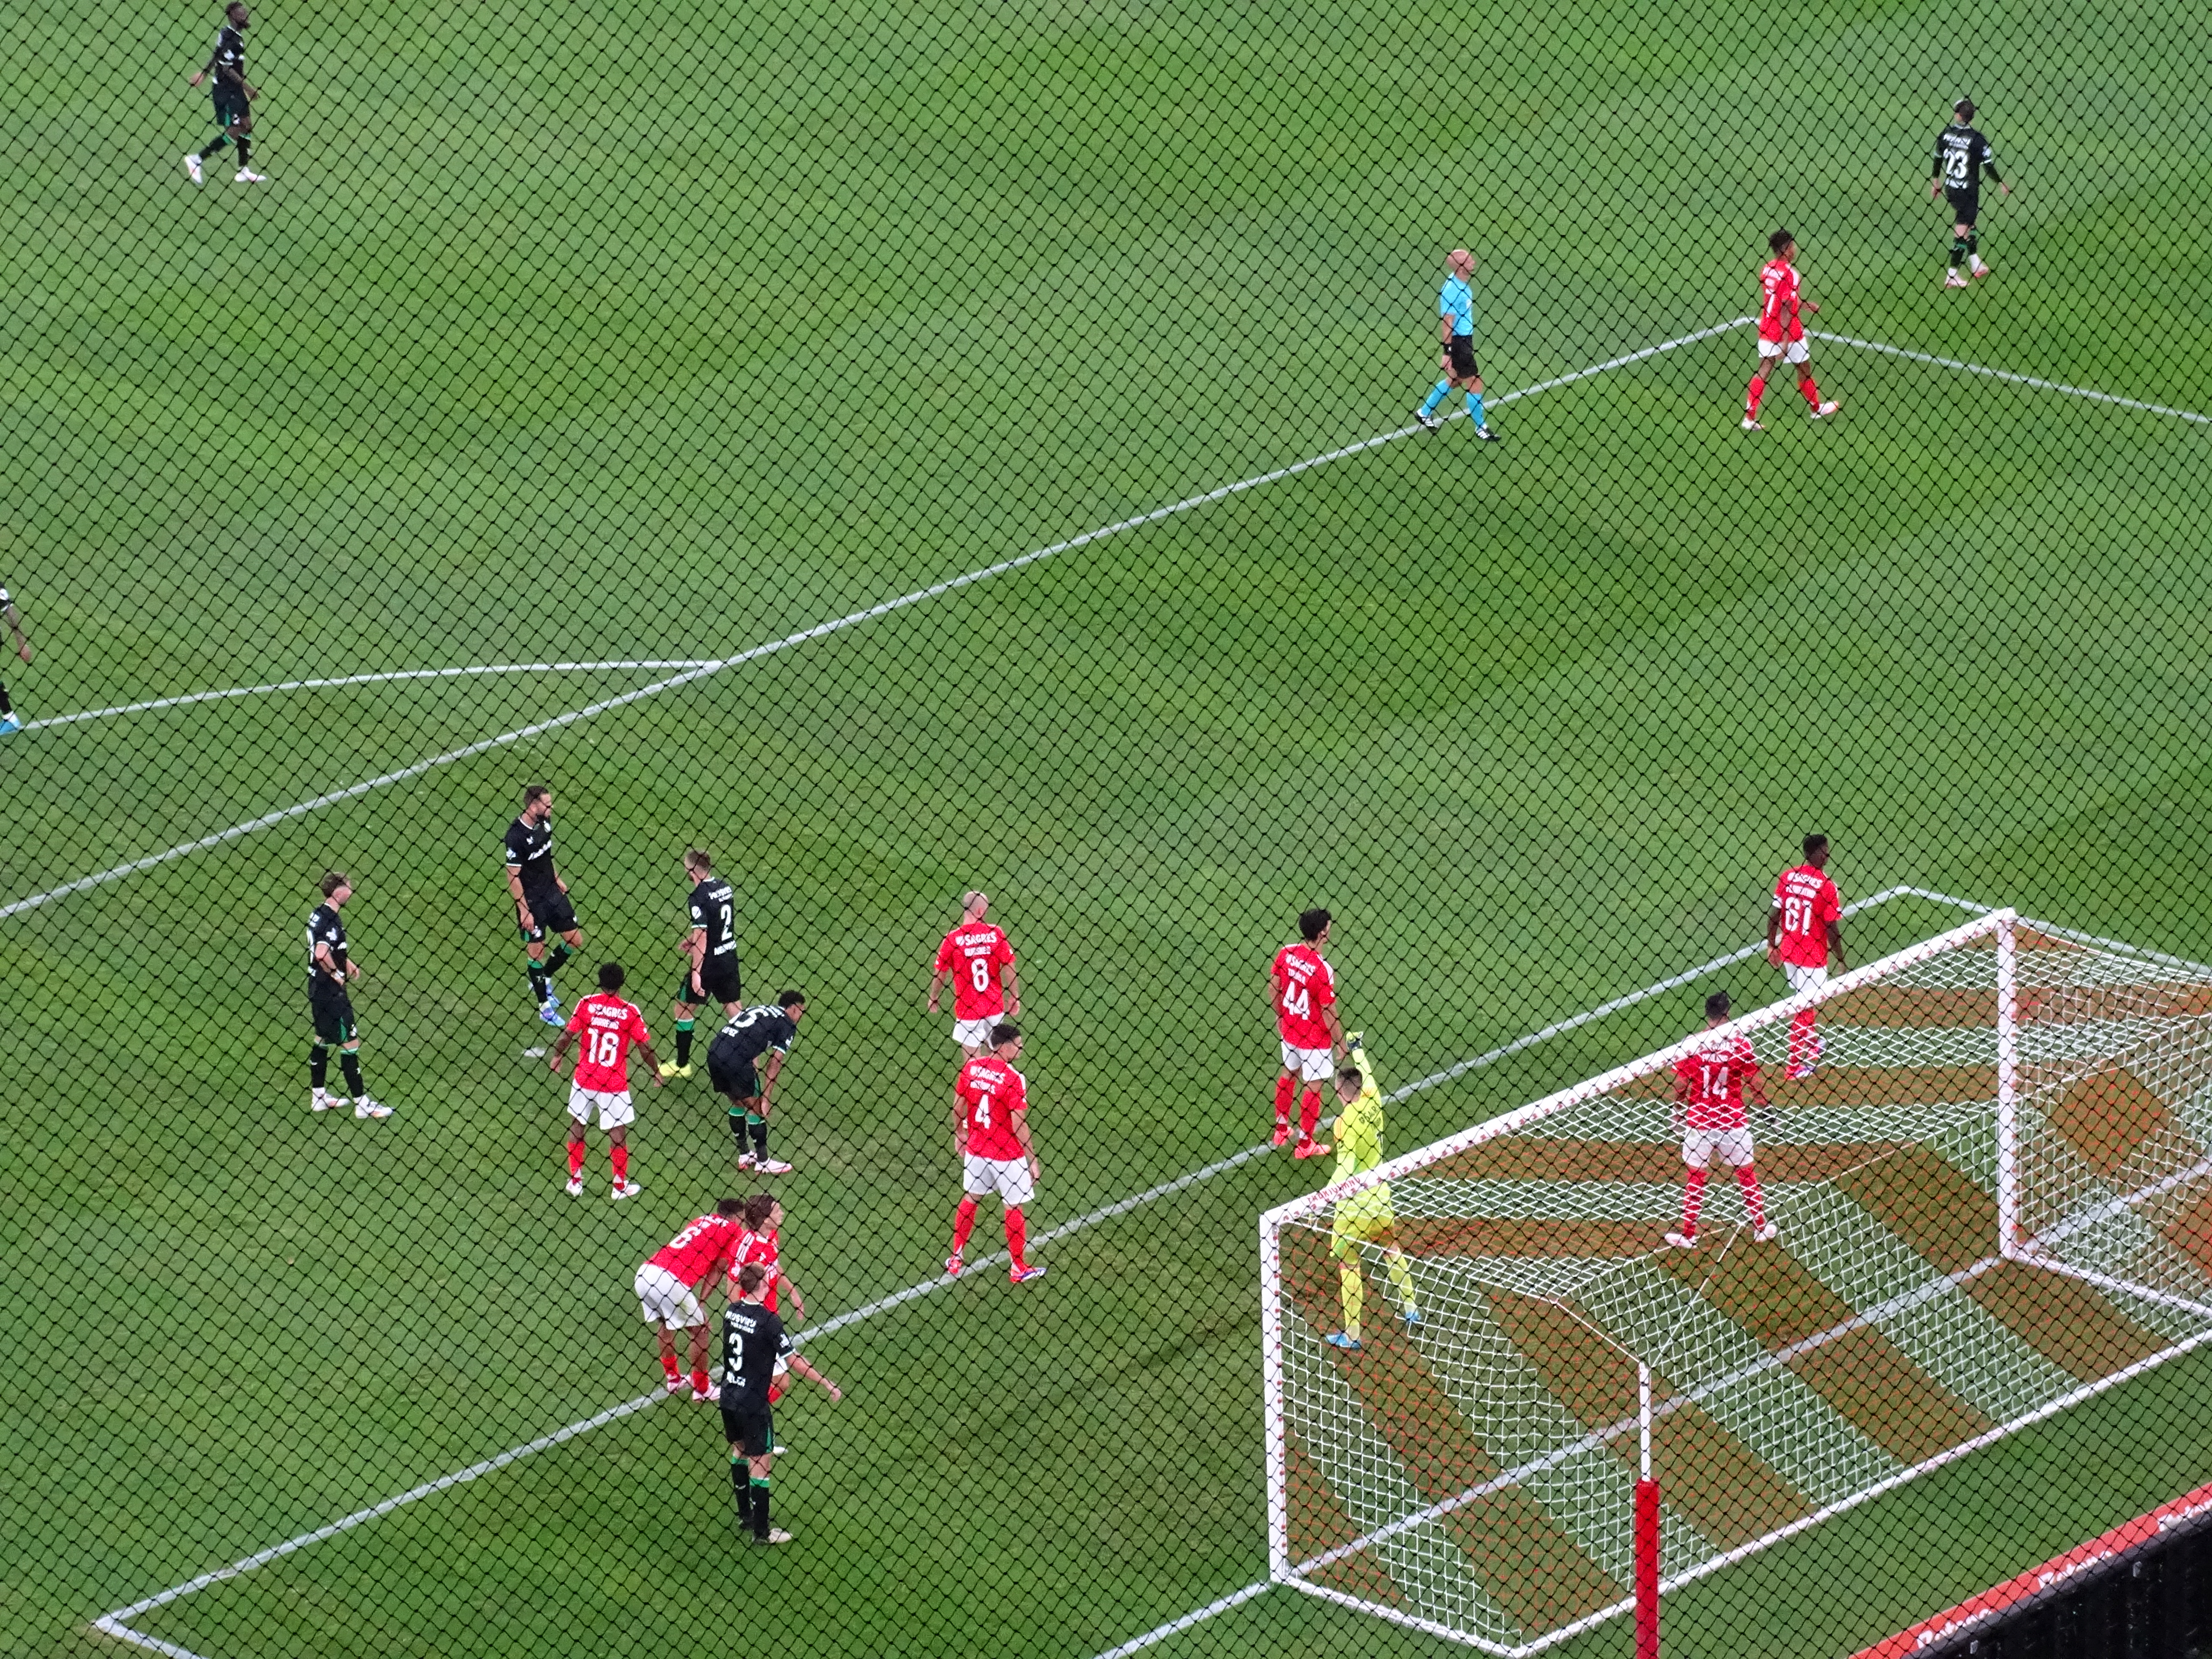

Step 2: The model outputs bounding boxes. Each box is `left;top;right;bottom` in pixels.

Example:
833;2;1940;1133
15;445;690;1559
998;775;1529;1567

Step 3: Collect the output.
962;889;988;917
1448;248;1474;274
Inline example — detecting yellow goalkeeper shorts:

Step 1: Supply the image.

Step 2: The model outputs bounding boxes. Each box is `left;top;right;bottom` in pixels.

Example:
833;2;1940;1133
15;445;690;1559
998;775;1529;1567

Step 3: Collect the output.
1331;1185;1397;1258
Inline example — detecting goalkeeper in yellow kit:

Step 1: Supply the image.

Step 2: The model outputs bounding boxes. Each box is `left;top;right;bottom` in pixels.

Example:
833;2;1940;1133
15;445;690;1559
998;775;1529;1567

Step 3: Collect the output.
1324;1033;1423;1351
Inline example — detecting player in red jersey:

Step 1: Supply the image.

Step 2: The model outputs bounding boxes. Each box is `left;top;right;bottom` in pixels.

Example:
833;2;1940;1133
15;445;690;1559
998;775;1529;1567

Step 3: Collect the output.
1271;908;1343;1158
729;1193;810;1429
635;1198;746;1400
946;1023;1045;1284
1768;833;1847;1079
547;962;662;1200
1666;992;1778;1247
929;890;1020;1059
1743;229;1839;431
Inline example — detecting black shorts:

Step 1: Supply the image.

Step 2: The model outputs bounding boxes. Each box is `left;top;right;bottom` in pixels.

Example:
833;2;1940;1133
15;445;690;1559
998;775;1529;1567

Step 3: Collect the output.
1447;335;1478;379
710;1054;760;1105
1945;187;1980;226
309;982;356;1045
213;87;249;128
678;957;742;1009
721;1400;774;1457
516;885;578;942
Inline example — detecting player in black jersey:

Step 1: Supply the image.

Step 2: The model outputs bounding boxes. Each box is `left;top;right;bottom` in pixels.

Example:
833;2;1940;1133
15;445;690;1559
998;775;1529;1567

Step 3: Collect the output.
184;3;265;184
505;785;584;1025
1931;99;2009;287
307;872;392;1118
661;849;743;1079
0;583;29;736
722;1261;841;1546
707;993;806;1174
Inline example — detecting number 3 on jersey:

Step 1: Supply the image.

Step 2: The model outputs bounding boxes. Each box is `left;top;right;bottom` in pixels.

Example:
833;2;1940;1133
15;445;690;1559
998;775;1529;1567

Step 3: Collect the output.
1281;983;1312;1020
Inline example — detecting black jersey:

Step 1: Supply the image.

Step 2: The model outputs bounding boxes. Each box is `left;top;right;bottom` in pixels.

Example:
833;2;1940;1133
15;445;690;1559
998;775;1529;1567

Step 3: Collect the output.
1934;124;1999;191
307;902;347;983
210;23;246;83
709;1004;797;1065
720;1300;792;1404
687;878;738;960
504;814;558;891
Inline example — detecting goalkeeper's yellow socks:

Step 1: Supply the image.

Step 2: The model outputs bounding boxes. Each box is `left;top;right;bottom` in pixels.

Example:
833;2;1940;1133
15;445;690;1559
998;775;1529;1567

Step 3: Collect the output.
1385;1250;1420;1322
1338;1260;1364;1343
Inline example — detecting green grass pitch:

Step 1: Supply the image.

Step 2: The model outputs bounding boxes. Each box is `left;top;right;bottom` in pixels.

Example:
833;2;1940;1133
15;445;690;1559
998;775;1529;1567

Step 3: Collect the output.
5;0;2210;1648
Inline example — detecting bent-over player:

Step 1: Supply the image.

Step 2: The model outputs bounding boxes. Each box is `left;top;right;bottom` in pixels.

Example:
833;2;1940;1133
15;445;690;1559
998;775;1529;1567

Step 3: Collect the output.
706;993;806;1174
635;1201;747;1401
1665;992;1778;1248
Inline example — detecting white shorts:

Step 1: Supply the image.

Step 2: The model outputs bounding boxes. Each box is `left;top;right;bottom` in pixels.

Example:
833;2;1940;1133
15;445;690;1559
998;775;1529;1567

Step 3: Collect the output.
569;1084;634;1129
963;1152;1035;1205
953;1014;1001;1049
1757;337;1810;364
1683;1127;1755;1169
1280;1040;1333;1082
1784;962;1828;995
633;1263;705;1328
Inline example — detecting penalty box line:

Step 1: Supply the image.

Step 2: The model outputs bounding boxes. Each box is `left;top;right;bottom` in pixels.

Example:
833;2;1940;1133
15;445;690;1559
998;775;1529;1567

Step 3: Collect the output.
5;319;1745;926
1808;331;2210;424
92;884;1927;1658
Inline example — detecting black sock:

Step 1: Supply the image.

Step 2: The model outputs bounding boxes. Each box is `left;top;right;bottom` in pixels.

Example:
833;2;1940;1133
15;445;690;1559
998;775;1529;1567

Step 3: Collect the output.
749;1117;768;1160
547;943;572;974
310;1045;329;1089
341;1053;365;1098
1968;231;1979;255
0;682;12;716
732;1457;752;1524
750;1477;770;1540
198;134;230;159
675;1022;694;1065
236;134;250;168
529;964;550;1003
1950;237;1968;268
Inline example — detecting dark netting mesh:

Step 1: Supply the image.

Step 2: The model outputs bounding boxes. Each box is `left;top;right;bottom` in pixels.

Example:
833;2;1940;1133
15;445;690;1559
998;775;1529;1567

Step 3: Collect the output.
9;0;2212;1655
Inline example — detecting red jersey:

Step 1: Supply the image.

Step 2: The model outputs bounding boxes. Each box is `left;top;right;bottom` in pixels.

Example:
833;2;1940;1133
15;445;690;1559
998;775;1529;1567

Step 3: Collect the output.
1757;258;1804;343
731;1227;783;1312
1773;863;1843;966
956;1054;1029;1161
646;1213;743;1286
1271;943;1336;1049
1675;1033;1759;1131
565;992;650;1092
935;922;1016;1020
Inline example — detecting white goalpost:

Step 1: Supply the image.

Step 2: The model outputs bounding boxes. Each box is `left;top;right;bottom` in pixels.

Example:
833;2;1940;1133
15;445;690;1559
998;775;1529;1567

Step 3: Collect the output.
1260;909;2212;1655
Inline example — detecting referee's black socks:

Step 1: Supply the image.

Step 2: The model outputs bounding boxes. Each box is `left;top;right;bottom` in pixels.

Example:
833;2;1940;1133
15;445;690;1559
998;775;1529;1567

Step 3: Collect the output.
732;1455;751;1524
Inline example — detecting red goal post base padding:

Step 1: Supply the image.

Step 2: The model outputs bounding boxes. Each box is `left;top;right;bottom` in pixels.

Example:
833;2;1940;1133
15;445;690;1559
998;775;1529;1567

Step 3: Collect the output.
1853;1480;2212;1657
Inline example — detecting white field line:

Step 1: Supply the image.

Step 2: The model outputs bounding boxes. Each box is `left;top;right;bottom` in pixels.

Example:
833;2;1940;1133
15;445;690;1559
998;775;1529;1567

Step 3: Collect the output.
1086;1583;1275;1659
90;1617;214;1659
4;319;1741;925
94;884;1897;1651
1808;332;2212;425
24;662;721;732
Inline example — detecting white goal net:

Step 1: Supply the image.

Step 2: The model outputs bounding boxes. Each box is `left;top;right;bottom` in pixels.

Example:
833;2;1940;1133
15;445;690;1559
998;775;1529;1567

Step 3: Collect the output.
1259;909;2212;1654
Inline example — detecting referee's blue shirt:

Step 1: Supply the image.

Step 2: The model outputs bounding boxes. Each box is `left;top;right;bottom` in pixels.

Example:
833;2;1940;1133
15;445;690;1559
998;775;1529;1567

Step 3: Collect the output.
1440;275;1475;337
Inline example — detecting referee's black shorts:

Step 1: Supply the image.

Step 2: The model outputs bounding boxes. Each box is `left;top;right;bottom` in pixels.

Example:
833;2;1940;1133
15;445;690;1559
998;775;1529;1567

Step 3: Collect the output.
1447;335;1478;379
1945;187;1981;226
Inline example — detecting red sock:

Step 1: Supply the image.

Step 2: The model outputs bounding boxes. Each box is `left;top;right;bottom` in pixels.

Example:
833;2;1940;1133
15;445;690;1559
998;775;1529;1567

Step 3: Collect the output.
567;1141;585;1179
1746;374;1767;416
659;1352;681;1382
1799;374;1821;410
1681;1167;1709;1235
1788;1006;1819;1073
952;1197;978;1256
1004;1205;1027;1268
1737;1165;1768;1227
1298;1087;1323;1140
610;1144;629;1184
690;1367;710;1394
1273;1074;1296;1127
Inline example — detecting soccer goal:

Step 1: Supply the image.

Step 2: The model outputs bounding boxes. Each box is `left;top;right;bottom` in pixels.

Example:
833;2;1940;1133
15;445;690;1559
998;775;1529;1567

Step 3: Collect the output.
1259;909;2212;1655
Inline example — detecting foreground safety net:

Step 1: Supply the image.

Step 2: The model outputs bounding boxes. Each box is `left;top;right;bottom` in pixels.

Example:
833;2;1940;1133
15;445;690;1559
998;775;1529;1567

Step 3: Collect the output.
1260;909;2212;1653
